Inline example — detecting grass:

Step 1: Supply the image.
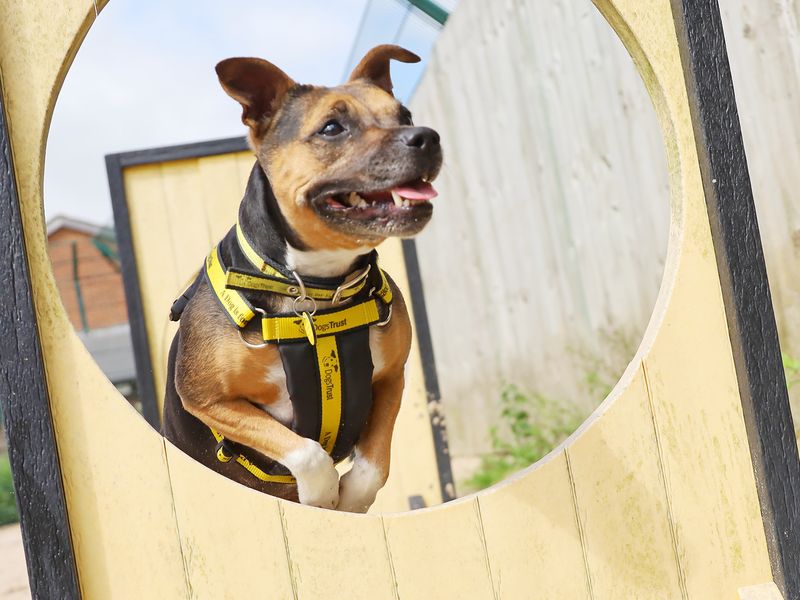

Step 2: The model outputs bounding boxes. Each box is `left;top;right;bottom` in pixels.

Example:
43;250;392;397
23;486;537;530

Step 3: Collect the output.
462;384;584;491
0;452;19;526
464;344;800;493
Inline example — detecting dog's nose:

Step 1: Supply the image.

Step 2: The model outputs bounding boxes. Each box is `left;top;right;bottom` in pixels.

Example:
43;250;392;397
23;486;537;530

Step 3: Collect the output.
398;127;440;151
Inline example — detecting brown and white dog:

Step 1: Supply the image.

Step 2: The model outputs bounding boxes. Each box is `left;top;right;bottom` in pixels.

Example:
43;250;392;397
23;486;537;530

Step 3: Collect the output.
162;45;442;513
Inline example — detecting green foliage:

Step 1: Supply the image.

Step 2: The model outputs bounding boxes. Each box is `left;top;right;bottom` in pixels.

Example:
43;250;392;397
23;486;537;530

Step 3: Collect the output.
784;352;800;390
0;452;19;526
463;384;584;491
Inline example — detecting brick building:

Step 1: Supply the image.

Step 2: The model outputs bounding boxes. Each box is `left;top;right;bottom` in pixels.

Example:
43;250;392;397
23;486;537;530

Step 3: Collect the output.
47;216;137;401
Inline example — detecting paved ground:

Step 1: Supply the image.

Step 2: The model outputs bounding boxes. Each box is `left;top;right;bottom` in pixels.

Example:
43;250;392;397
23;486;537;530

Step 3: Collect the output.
0;525;30;599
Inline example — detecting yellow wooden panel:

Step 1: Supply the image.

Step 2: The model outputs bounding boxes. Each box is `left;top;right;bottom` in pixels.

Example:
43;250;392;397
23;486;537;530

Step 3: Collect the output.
383;499;494;599
0;0;190;595
372;238;444;512
280;502;396;599
478;453;589;599
236;151;257;184
165;444;295;599
644;255;772;594
196;151;252;240
158;159;214;281
50;340;189;599
1;1;782;599
567;368;684;597
592;0;775;594
124;163;181;405
738;582;784;600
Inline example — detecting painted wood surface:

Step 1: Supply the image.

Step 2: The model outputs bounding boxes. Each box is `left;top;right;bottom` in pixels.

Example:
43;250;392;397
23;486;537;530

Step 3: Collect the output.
0;0;789;597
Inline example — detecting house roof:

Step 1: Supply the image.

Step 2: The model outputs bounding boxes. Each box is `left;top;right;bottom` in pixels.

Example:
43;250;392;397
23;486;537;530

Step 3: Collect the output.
46;214;113;237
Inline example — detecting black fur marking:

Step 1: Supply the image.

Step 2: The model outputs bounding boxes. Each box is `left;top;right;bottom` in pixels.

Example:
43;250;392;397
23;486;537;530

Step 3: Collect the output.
238;162;309;256
269;85;316;147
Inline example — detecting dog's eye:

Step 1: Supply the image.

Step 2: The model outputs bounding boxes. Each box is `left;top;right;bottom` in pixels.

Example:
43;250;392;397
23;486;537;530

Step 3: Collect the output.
318;120;345;137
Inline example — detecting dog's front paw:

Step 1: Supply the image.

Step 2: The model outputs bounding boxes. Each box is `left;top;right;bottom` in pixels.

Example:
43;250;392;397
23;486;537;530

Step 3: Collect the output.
337;455;386;513
283;440;339;509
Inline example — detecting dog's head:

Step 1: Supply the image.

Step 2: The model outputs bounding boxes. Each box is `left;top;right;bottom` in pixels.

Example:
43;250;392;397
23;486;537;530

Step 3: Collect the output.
216;45;442;250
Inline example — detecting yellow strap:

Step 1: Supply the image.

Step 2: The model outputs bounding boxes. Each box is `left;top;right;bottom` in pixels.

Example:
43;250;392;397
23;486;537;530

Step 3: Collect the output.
316;335;342;454
375;266;393;305
206;246;254;328
236;221;376;301
262;299;381;343
210;428;296;484
225;269;366;301
236;222;286;278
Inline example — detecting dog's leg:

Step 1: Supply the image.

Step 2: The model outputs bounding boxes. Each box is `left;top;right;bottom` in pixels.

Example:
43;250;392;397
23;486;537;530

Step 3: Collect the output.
181;398;340;508
337;371;404;513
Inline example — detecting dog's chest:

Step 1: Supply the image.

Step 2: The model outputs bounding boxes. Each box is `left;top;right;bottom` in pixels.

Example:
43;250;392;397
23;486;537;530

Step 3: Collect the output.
250;294;386;425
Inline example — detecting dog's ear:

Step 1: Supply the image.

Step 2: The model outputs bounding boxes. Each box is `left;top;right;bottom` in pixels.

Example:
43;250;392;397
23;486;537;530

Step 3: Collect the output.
216;57;295;131
347;45;420;96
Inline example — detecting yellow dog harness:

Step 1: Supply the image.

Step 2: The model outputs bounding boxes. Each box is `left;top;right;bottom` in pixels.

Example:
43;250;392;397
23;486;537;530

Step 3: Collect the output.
172;220;393;485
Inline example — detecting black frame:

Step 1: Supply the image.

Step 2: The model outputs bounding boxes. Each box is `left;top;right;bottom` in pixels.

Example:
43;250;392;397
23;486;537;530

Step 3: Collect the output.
105;137;456;502
672;0;800;596
0;85;81;596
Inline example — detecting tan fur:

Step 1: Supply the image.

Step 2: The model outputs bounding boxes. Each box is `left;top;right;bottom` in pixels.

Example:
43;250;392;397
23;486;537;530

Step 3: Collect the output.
261;84;406;251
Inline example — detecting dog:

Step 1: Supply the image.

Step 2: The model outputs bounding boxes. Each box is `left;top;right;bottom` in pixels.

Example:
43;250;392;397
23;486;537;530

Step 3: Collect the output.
162;45;442;513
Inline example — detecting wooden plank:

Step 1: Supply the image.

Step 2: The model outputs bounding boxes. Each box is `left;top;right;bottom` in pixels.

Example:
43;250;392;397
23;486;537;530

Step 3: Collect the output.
124;163;180;406
280;502;396;599
671;0;800;592
371;238;444;512
196;151;250;241
478;453;589;599
643;247;773;595
158;159;214;283
383;499;494;599
567;368;684;598
165;444;295;599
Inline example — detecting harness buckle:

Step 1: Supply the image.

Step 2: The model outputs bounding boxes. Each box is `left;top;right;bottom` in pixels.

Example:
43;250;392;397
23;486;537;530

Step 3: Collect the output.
331;264;371;305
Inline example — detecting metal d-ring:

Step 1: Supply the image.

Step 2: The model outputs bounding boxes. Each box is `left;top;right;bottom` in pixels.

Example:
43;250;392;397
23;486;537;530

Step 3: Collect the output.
292;294;318;317
291;271;307;299
291;270;318;316
331;264;371;305
238;308;269;349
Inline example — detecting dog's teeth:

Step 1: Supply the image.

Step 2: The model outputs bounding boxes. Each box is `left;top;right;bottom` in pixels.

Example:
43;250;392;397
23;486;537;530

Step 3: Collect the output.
357;199;368;208
402;198;410;208
422;175;430;183
391;191;403;207
347;192;360;207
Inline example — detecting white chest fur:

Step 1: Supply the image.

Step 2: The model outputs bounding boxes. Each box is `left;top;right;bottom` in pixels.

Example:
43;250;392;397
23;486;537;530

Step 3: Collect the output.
284;245;371;278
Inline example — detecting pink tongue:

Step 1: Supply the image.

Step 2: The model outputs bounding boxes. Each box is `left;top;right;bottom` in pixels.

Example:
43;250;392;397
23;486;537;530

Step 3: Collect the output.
392;181;438;200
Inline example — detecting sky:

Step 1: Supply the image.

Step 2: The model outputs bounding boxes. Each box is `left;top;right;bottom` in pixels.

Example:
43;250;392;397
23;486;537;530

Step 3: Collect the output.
44;0;453;225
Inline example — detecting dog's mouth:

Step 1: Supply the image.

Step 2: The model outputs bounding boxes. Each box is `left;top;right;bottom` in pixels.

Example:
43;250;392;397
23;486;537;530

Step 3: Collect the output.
315;179;437;218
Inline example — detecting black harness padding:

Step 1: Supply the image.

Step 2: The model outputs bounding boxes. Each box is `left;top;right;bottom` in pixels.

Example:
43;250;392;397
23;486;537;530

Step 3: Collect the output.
279;327;374;464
